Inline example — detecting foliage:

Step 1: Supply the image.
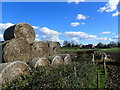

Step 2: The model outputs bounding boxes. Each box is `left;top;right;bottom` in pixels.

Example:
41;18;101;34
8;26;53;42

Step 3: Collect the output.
2;54;106;89
63;40;81;48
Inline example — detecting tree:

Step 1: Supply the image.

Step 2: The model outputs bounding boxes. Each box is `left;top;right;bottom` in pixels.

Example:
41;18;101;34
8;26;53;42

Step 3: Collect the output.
108;41;118;48
63;41;71;47
96;42;104;48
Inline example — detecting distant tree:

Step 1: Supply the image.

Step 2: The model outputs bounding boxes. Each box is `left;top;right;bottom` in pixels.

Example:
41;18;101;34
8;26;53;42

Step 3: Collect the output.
96;42;104;48
118;42;120;47
63;41;71;47
108;41;118;48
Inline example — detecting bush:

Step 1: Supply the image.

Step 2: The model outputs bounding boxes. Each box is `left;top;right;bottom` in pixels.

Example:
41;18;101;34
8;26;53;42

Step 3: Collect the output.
2;55;106;89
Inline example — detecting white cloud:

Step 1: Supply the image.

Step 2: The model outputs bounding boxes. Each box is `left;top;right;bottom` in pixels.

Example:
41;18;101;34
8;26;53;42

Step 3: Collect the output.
0;23;14;33
39;27;63;42
36;34;39;37
70;22;80;27
64;31;97;40
98;37;107;41
76;14;88;20
0;33;4;41
112;34;120;39
101;31;111;34
70;22;85;27
68;0;85;4
108;38;114;41
112;11;120;16
98;0;119;12
71;37;79;44
64;31;108;42
32;26;39;29
35;38;41;41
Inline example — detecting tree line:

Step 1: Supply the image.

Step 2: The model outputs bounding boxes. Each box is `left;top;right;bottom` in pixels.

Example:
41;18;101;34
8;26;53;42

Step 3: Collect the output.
63;40;120;48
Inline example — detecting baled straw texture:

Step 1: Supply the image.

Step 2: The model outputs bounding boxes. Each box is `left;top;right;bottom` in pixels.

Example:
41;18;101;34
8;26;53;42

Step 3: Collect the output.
59;54;72;65
4;23;35;44
50;55;63;66
46;41;60;56
29;58;50;68
32;41;49;58
0;61;31;87
3;38;32;62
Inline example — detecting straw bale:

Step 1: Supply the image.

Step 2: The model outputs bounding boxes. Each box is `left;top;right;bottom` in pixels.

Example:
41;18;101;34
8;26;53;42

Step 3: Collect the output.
50;55;63;66
0;61;31;87
29;58;50;68
46;41;60;56
59;54;72;65
3;38;32;62
32;41;49;58
4;23;35;44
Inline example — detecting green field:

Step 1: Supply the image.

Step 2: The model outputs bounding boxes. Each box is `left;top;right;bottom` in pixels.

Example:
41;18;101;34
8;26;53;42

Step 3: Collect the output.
60;48;120;53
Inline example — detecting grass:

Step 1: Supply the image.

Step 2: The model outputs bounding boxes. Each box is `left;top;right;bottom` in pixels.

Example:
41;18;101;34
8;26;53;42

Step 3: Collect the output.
60;48;120;53
2;54;106;89
99;48;120;52
60;48;94;52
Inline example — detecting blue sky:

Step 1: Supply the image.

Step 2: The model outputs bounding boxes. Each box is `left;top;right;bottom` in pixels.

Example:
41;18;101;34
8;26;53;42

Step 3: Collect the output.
0;1;119;45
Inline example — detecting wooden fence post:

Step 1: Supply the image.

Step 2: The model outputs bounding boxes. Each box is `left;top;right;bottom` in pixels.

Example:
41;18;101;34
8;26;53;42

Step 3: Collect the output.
103;57;107;76
74;66;77;77
92;53;95;64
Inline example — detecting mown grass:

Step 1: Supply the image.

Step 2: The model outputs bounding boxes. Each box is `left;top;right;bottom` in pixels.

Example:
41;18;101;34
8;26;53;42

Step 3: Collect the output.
60;48;120;53
99;48;120;53
60;48;94;52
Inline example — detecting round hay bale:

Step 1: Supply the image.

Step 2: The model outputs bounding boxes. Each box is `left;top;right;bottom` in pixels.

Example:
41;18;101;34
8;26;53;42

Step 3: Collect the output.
59;54;72;65
50;55;63;66
29;58;50;68
46;41;60;56
4;23;35;44
32;41;49;58
3;38;32;62
0;61;31;87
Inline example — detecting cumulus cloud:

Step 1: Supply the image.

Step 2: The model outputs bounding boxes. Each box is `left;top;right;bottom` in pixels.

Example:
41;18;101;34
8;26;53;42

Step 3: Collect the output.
98;0;119;12
108;38;114;41
98;37;107;41
70;22;85;27
76;14;88;20
70;22;80;27
39;27;63;42
101;31;111;34
71;37;79;44
0;23;14;33
35;38;41;41
36;34;39;37
112;34;120;39
112;11;120;16
0;33;4;41
64;31;97;40
68;0;85;4
32;26;39;29
64;31;108;42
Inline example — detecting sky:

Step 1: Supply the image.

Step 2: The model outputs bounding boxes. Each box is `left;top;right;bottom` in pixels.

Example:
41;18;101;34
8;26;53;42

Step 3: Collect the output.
0;0;120;46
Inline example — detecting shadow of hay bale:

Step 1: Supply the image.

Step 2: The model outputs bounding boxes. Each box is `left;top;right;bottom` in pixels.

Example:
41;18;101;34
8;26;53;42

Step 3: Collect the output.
4;23;35;44
59;54;72;65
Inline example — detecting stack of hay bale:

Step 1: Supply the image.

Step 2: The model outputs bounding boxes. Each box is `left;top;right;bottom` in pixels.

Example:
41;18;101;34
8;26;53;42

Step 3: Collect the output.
0;22;72;87
0;23;35;87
